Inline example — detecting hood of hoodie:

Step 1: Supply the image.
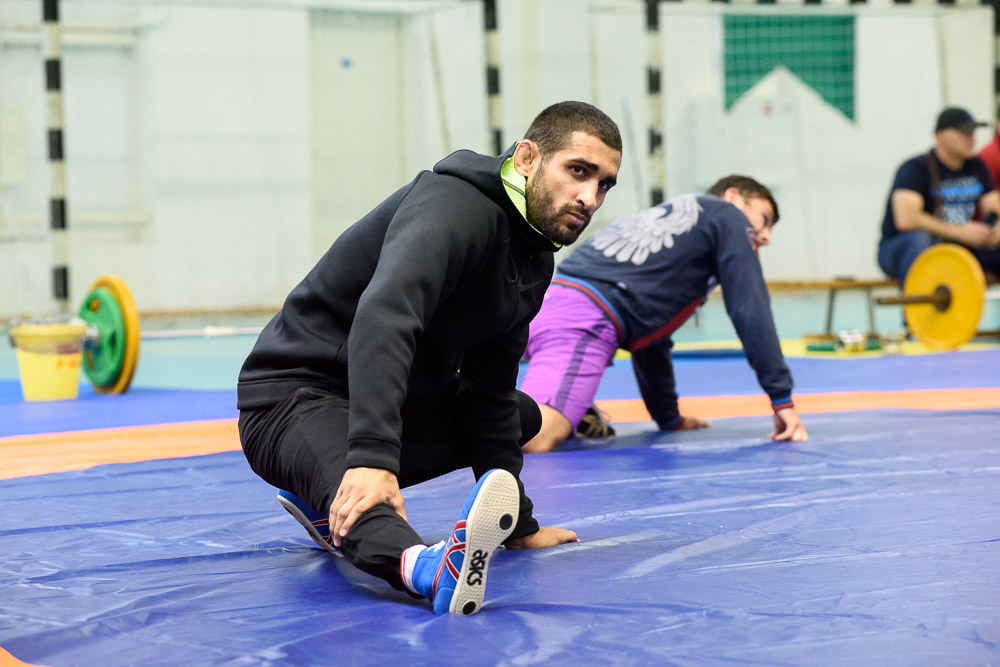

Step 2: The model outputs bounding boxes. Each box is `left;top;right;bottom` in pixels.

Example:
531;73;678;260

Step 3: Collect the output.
433;144;561;253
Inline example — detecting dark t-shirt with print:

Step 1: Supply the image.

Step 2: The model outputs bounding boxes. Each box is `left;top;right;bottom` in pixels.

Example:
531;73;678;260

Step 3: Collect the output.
880;151;994;241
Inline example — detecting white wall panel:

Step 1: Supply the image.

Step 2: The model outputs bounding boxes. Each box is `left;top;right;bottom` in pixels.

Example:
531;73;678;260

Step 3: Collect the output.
0;0;994;317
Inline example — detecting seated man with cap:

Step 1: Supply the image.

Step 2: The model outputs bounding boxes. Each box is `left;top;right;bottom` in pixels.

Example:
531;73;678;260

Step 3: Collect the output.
877;106;1000;284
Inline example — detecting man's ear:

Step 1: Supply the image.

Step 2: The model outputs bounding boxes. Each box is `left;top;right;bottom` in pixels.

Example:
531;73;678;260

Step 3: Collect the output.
721;187;742;205
514;140;541;179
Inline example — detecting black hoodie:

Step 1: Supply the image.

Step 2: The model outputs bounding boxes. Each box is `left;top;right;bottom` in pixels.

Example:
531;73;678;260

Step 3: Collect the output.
237;145;557;539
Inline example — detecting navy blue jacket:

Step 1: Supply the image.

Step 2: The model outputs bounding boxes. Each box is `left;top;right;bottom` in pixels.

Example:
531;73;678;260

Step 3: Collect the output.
556;194;793;428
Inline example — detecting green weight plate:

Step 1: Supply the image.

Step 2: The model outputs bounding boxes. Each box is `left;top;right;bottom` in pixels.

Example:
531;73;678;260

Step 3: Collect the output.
78;286;127;388
89;275;141;394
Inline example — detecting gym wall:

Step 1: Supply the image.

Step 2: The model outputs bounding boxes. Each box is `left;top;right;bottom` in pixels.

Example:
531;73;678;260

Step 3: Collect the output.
0;0;994;318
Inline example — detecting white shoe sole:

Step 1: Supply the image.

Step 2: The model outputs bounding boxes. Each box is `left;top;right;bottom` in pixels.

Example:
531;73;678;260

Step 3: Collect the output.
449;469;520;615
276;493;341;555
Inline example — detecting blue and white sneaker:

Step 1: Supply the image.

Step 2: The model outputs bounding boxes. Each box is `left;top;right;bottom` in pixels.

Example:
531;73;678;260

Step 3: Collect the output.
401;469;520;615
276;489;339;554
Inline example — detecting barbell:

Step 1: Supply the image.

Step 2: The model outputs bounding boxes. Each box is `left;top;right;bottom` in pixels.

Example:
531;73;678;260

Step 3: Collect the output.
76;275;262;393
30;243;1000;394
876;243;998;350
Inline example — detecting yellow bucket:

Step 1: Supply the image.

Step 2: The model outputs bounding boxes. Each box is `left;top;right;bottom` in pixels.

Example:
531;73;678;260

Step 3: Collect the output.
9;322;88;401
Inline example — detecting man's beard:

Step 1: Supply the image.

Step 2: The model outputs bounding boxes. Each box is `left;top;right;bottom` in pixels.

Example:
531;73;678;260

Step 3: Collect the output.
525;170;590;245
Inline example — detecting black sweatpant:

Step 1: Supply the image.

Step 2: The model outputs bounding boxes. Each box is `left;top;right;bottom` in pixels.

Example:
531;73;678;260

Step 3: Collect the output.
238;385;541;592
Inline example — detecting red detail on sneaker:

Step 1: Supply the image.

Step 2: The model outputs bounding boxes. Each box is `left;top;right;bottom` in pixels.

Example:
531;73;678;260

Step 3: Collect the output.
399;548;411;593
430;520;468;597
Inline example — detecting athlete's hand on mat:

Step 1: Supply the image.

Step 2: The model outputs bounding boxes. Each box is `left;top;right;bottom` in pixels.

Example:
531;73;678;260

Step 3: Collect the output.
505;526;579;550
768;407;808;442
331;467;408;547
674;415;712;430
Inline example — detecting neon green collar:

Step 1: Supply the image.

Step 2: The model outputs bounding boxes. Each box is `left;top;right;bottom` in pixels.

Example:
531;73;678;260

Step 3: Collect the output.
501;144;561;248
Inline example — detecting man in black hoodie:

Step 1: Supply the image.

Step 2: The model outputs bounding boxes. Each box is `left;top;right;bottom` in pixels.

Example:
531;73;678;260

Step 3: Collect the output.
237;101;622;615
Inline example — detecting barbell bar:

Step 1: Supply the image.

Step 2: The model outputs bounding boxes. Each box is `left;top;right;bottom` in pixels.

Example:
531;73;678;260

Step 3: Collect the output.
877;285;951;311
76;274;262;393
39;242;1000;394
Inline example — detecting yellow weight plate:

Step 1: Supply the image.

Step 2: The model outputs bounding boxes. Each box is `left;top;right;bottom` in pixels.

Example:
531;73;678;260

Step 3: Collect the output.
89;275;141;393
903;243;985;350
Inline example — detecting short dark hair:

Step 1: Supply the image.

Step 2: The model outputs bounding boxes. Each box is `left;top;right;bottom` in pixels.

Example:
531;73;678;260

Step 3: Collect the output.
523;101;622;158
706;174;780;225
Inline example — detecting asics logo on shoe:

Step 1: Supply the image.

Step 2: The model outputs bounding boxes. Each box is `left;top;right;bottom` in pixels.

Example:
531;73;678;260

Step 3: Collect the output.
466;549;488;586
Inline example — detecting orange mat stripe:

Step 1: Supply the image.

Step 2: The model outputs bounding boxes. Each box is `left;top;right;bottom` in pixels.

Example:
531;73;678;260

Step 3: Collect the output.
0;419;240;480
598;387;1000;423
0;647;46;667
2;387;998;480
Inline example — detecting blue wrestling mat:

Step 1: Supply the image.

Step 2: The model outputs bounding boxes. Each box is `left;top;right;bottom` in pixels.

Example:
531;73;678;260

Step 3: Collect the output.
2;408;999;664
1;343;999;664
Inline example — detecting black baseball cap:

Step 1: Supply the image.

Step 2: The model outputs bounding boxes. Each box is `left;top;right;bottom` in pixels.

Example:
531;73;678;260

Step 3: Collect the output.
935;107;988;133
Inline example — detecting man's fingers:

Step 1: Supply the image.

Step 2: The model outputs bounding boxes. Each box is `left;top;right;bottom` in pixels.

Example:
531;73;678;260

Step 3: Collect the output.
392;496;408;523
678;416;712;431
331;493;361;547
560;528;580;544
330;500;347;547
770;423;793;441
330;512;342;547
771;422;808;442
332;495;402;547
505;525;580;549
334;498;369;546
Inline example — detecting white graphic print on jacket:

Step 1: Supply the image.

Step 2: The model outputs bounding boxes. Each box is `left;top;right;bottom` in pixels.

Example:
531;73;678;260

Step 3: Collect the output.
589;194;702;266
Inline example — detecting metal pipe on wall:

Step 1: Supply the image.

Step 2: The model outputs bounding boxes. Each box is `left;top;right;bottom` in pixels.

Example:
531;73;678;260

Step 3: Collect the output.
645;0;664;206
483;0;503;156
43;0;69;314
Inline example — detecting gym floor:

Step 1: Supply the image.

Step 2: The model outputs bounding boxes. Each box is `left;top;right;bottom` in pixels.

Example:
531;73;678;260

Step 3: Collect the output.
1;292;999;665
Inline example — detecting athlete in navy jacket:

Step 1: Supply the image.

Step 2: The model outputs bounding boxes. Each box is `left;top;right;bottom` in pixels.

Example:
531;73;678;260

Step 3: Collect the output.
521;175;808;453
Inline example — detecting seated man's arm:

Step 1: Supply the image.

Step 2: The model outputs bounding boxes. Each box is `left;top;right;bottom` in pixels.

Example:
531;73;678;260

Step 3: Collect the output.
892;189;993;247
977;190;1000;247
980;189;1000;217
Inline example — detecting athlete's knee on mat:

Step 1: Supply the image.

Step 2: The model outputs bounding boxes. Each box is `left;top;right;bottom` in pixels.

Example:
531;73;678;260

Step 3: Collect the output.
522;404;573;453
516;390;542;444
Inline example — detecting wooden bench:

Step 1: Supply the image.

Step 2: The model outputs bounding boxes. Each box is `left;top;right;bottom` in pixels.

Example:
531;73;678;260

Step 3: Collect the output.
766;277;897;337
